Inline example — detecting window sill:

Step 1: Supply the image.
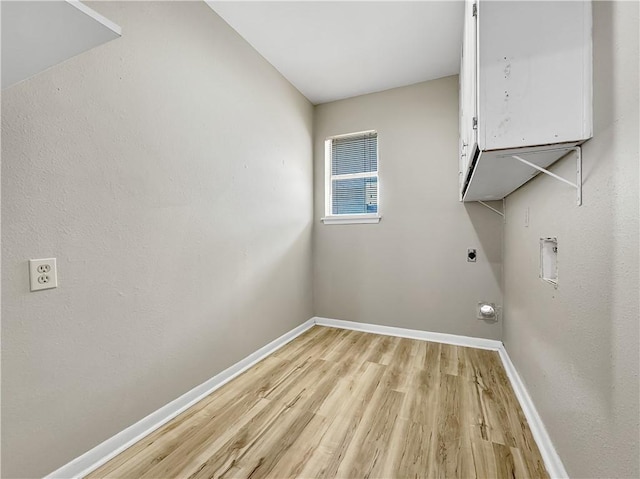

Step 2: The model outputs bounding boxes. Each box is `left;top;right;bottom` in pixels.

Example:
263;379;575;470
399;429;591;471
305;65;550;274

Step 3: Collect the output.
321;215;381;225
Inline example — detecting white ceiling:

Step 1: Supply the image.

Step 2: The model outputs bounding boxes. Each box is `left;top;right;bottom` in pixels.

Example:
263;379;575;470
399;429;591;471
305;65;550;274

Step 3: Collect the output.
207;1;464;105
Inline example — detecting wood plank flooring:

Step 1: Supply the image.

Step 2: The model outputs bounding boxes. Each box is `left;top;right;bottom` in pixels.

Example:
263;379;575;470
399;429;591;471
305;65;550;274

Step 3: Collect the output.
88;326;549;478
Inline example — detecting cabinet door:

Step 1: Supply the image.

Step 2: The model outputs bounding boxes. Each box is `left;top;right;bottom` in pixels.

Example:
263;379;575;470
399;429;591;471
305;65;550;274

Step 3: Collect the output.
477;1;592;150
459;54;467;197
459;0;478;190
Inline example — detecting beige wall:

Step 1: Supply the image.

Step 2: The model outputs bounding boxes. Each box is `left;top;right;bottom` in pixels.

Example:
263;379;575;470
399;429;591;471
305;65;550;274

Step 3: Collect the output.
1;2;313;477
313;78;503;340
503;2;639;477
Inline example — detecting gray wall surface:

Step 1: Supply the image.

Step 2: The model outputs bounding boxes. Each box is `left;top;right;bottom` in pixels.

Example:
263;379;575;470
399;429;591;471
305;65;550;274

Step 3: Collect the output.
1;2;313;477
313;78;503;340
503;2;639;477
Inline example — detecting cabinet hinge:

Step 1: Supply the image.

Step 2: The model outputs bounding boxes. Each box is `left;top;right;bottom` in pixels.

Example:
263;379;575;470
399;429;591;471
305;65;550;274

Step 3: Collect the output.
472;117;478;129
472;3;477;17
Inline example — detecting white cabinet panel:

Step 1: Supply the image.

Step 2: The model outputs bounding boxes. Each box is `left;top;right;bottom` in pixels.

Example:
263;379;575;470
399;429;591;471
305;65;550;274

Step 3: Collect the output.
460;0;592;202
479;1;592;150
464;142;581;201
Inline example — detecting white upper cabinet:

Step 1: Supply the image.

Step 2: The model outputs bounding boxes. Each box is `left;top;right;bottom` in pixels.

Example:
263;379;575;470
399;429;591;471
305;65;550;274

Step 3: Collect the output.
1;1;121;90
459;0;592;202
458;0;478;196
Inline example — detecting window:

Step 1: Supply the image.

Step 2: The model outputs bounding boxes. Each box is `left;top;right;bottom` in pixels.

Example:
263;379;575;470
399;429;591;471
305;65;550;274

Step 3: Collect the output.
322;131;380;224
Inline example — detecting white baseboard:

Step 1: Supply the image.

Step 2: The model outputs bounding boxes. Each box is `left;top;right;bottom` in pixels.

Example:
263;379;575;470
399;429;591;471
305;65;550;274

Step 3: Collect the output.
496;346;569;479
313;316;503;351
46;316;567;479
45;318;315;479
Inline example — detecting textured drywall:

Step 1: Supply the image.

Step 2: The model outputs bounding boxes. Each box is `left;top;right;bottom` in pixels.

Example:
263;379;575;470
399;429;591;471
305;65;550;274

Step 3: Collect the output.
503;2;639;477
313;78;503;340
1;2;313;477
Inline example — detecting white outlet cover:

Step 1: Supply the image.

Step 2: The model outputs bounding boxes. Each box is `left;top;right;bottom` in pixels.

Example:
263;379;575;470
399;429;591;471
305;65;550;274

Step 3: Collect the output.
29;258;58;291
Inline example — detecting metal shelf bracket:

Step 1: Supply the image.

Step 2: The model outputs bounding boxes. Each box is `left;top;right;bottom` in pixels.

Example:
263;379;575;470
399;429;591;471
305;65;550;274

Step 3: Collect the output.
478;200;505;218
512;146;582;206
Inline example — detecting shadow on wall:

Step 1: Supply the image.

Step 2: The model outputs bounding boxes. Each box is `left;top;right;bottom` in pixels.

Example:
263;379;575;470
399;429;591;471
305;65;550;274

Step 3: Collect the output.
463;201;504;326
582;0;614;188
464;201;503;288
582;0;616;414
138;217;315;397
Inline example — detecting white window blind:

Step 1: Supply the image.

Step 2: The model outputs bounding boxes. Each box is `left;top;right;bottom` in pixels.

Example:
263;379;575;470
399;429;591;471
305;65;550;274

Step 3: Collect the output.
327;131;378;216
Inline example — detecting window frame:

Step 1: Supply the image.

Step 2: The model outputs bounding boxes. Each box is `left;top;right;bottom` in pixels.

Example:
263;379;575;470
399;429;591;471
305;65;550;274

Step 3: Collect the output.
322;130;381;225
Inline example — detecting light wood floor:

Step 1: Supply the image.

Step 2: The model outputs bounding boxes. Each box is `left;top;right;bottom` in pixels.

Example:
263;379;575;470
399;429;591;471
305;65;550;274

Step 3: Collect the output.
88;326;549;478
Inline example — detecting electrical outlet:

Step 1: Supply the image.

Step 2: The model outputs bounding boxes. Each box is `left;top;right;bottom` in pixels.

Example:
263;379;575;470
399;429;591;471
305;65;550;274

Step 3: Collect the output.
467;248;477;262
29;258;58;291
